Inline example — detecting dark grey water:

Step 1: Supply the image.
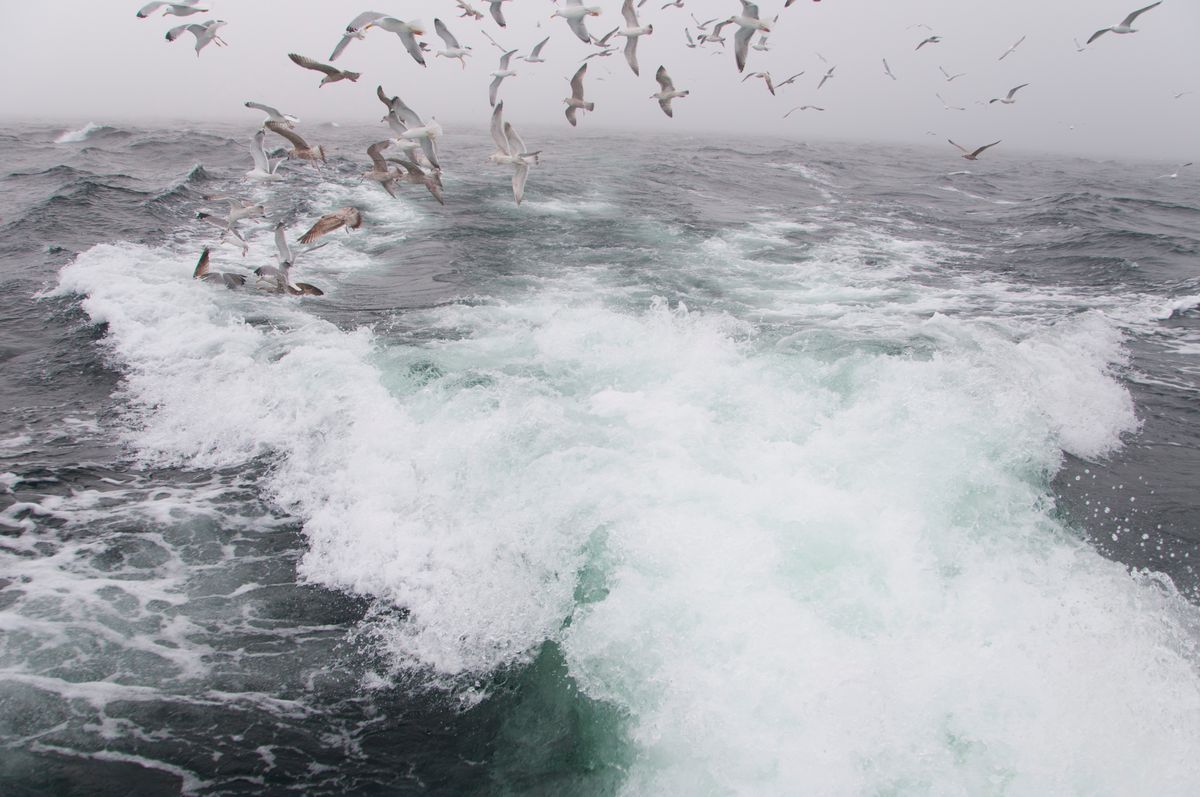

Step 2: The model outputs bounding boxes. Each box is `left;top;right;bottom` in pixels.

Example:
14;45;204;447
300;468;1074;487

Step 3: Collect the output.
3;122;1200;795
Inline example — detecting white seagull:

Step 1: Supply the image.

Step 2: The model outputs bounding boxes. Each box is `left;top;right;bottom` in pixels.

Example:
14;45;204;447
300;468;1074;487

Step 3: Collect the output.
245;129;284;182
997;35;1026;60
489;50;518;107
165;19;227;56
730;1;772;72
244;101;299;129
555;0;603;45
817;65;835;90
376;85;443;170
137;1;206;18
329;11;387;61
651;66;689;117
434;18;472;68
564;63;595;126
1087;2;1162;44
783;106;824;117
939;66;965;82
617;0;654;76
488;102;540;205
989;83;1029;104
948;139;1001;160
522;36;551;63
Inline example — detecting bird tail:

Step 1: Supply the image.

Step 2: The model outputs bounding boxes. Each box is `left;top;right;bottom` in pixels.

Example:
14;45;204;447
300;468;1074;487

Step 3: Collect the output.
346;71;362;82
584;102;595;111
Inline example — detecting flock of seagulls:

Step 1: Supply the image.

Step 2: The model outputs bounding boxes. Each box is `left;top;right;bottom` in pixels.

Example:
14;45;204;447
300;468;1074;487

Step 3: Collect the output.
127;0;1176;297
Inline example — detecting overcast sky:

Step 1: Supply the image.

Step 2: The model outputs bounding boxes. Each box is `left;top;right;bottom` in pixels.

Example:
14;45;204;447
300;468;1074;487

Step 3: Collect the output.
2;0;1197;160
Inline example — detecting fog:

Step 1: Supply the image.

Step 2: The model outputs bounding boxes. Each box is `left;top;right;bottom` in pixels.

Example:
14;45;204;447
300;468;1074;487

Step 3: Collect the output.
2;0;1197;160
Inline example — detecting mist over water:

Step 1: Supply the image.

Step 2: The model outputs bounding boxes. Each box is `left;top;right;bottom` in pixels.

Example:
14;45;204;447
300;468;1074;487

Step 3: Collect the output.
3;123;1200;794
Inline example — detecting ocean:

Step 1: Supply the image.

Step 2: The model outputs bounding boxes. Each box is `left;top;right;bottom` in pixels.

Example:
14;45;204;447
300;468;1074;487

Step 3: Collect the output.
2;121;1200;795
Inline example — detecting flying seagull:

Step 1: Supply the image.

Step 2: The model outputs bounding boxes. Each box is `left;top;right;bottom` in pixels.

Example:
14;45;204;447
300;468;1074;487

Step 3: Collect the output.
488;102;540;205
245;129;284;181
936;92;965;111
165;20;227;56
915;35;942;50
882;58;896;80
775;71;805;88
817;66;835;89
783;106;824;116
364;141;403;197
137;1;206;18
522;36;551;63
253;224;324;296
554;0;603;44
329;11;387;60
617;0;654;76
742;71;776;95
1087;2;1162;44
193;248;246;289
730;1;772;72
997;35;1026;60
434;19;472;68
651;65;689;117
244;101;299;128
388;158;445;205
489;0;512;27
456;0;485;20
489;50;518;107
989;83;1030;104
939;66;965;82
300;208;363;243
376;85;443;169
265;121;326;164
288;53;360;86
564;63;595;126
369;18;428;66
948;139;1001;160
1156;162;1193;179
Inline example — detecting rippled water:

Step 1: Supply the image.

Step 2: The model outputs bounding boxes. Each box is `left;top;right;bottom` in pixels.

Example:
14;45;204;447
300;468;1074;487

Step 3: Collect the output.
3;121;1200;795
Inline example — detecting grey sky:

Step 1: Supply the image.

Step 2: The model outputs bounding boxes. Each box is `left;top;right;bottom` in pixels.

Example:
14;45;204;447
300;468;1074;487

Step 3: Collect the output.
2;0;1197;160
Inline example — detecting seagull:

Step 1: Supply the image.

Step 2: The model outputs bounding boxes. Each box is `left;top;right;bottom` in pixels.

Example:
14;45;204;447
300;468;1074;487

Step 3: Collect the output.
703;19;732;47
1087;2;1161;44
300;208;363;244
685;27;698;48
936;92;965;111
489;0;512;27
265;121;326;164
380;110;424;158
915;35;942;50
742;71;776;95
165;20;227;56
522;36;551;63
662;0;685;7
989;83;1029;104
1073;37;1086;52
730;1;772;72
369;18;428;66
775;71;805;88
244;101;299;129
582;28;620;61
253;224;324;296
939;66;965;82
137;1;206;18
488;102;540;205
489;50;518;107
288;53;360;86
948;139;1001;160
1156;162;1193;179
564;63;595;126
376;86;442;169
329;11;387;60
752;34;770;52
555;0;603;45
617;0;654;76
434;19;472;68
783;105;824;116
197;197;264;230
456;0;485;20
364;141;402;197
193;248;246;289
998;35;1026;60
882;58;896;80
245;129;284;181
651;66;689;117
388;158;445;204
1174;91;1193;99
817;66;835;89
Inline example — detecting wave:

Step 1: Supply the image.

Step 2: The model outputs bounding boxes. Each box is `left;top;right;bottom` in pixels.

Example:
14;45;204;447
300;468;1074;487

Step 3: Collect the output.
55;122;118;144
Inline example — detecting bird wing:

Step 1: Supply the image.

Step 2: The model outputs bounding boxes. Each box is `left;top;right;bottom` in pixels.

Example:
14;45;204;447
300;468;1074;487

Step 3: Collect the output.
734;25;755;72
396;28;427;66
1122;1;1162;26
621;0;639;28
1007;83;1029;99
570;64;588;100
265;121;308;150
512;161;529;205
624;36;640;75
137;2;168;18
330;33;357;61
489;0;507;27
504;121;529;158
970;140;1001;157
530;36;550;57
367;140;391;170
250;129;271;172
346;11;386;32
435;18;461;49
288;53;338;76
244;101;279;119
499;48;516;70
1086;28;1111;44
947;138;970;154
193;247;211;278
300;214;346;244
489;74;507;107
274;223;293;267
567;16;592;43
741;2;760;19
655;65;674;92
489;102;510;153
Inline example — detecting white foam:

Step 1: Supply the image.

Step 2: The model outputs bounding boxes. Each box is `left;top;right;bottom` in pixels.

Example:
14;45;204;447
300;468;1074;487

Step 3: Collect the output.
55;122;105;144
50;211;1200;791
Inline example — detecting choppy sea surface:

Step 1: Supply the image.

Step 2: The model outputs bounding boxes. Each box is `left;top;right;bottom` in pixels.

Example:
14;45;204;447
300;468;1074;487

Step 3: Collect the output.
3;121;1200;795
